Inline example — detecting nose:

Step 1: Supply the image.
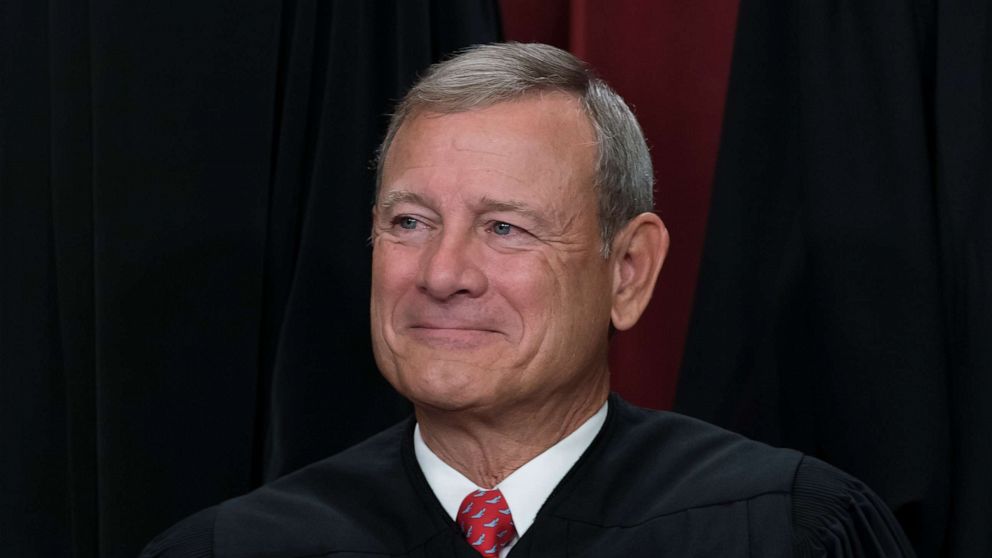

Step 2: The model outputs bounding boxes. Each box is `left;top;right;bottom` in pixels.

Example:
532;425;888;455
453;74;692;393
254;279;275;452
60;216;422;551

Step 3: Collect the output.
417;228;488;300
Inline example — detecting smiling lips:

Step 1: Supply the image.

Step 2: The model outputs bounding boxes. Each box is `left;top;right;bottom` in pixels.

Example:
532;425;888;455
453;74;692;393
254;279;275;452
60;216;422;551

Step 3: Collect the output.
405;322;503;348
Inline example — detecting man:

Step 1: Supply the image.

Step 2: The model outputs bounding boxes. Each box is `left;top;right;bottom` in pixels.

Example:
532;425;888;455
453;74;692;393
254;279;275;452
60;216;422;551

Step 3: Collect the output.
143;43;913;557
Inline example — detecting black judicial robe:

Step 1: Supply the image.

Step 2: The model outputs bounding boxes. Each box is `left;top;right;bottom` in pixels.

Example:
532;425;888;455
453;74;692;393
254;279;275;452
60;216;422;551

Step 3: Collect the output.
141;395;913;557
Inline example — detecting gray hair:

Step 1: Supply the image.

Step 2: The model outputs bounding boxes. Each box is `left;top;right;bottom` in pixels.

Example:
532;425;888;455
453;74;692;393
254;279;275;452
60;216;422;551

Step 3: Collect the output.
375;42;654;256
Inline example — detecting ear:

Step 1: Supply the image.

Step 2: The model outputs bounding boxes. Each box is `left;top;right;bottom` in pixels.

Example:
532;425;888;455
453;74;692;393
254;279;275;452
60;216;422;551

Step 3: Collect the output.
609;212;669;331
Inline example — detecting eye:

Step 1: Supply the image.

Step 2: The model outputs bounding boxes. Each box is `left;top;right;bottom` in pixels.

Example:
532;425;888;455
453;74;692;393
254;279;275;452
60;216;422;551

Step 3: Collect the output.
491;222;514;236
395;216;420;230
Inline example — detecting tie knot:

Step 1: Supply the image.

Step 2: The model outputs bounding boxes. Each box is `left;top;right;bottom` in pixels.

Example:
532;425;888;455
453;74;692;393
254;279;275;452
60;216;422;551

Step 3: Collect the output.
457;488;517;556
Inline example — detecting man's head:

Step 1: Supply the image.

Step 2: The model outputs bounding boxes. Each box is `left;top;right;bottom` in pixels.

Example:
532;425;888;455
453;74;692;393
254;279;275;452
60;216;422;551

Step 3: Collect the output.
370;43;668;416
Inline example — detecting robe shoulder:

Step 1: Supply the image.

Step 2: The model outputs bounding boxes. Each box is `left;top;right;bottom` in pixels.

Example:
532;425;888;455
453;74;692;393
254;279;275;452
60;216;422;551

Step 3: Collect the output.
552;400;807;524
792;456;916;557
139;419;443;558
543;397;914;557
140;506;217;558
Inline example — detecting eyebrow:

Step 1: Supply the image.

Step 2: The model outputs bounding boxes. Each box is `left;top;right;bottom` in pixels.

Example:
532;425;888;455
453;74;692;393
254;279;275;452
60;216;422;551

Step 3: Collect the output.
377;190;432;211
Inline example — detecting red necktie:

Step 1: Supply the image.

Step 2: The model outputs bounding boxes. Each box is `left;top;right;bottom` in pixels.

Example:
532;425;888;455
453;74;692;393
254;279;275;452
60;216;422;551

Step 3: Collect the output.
456;488;517;556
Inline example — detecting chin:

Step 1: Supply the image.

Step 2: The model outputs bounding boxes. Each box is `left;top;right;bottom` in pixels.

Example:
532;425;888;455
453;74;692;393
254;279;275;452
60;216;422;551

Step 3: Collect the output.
392;362;503;412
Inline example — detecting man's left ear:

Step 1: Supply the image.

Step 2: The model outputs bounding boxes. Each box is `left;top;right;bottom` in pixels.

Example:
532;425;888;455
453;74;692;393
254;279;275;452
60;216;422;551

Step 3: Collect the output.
609;212;669;331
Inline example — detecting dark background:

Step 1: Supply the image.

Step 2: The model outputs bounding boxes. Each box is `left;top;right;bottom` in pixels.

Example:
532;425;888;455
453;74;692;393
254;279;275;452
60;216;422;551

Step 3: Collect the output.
2;1;988;557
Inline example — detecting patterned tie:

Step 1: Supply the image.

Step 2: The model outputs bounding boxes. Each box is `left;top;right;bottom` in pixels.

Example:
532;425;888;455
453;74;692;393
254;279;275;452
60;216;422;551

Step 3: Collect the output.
457;488;517;556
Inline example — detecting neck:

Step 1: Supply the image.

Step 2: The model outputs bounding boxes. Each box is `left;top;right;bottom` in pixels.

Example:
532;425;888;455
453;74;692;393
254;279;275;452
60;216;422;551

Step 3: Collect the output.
415;375;609;488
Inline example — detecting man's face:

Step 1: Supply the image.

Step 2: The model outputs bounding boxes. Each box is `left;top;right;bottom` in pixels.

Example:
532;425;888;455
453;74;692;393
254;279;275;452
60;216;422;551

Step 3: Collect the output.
371;92;613;414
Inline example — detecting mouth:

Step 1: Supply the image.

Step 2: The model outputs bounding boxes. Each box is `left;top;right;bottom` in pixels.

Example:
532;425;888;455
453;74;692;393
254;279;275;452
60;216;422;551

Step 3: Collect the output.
405;325;503;348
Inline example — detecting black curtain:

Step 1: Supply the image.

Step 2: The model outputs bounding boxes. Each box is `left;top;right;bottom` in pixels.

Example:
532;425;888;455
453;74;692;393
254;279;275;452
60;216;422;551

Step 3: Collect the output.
0;2;500;557
678;0;990;556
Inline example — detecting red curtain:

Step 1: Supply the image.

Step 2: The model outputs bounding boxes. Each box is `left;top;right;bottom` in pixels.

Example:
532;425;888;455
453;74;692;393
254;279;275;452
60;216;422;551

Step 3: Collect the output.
500;0;740;409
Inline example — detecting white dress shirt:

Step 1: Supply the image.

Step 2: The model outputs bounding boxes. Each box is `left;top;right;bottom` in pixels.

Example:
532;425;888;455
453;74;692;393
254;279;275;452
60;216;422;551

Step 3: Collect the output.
413;401;609;557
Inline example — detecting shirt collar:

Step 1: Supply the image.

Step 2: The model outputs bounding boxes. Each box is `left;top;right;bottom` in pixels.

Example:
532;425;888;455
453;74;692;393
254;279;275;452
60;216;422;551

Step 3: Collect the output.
413;401;608;537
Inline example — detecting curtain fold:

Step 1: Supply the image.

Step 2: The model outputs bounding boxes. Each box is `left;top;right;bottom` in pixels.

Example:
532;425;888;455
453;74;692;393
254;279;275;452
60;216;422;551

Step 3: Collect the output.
1;2;500;557
678;0;990;555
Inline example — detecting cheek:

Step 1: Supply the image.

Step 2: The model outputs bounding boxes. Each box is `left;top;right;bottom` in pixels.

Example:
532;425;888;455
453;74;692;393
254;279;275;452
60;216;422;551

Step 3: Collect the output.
485;252;570;334
373;241;418;285
371;243;419;324
502;252;610;339
370;243;421;383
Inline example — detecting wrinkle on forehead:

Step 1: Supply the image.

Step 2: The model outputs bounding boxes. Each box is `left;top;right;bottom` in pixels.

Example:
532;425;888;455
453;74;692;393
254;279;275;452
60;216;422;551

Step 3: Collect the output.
449;142;512;157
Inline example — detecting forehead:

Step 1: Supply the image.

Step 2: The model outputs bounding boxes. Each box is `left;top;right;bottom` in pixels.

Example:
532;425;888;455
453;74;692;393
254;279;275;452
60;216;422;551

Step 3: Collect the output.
380;92;598;205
